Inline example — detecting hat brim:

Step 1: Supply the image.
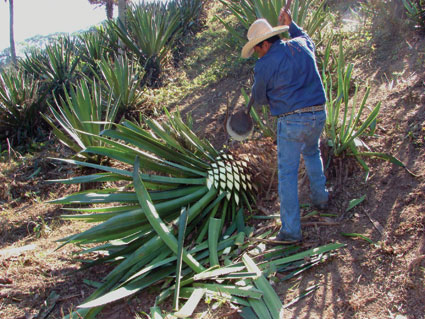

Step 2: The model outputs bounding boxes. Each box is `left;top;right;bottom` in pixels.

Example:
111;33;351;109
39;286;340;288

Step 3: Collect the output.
241;25;289;59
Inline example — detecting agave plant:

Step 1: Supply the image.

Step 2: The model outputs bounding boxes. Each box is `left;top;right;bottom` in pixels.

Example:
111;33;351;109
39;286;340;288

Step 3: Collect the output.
49;109;344;318
19;47;49;81
402;0;425;31
49;110;254;316
19;36;81;99
42;79;119;163
323;40;379;158
110;1;181;85
78;30;109;65
77;27;115;78
322;39;411;179
168;0;204;35
94;54;145;112
217;0;328;47
0;68;45;144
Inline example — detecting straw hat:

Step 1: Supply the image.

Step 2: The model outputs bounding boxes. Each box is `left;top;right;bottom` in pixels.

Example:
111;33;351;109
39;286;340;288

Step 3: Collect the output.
241;19;289;59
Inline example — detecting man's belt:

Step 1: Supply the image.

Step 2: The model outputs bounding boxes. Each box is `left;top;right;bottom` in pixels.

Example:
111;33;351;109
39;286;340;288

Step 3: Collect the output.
278;104;325;118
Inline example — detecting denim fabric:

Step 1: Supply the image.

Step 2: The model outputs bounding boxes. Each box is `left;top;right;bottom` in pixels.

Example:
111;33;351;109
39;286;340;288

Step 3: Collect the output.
252;22;326;116
277;110;328;241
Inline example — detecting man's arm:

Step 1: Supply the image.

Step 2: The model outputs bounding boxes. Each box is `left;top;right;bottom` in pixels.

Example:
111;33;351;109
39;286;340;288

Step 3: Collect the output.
278;5;304;38
278;4;315;50
251;64;269;107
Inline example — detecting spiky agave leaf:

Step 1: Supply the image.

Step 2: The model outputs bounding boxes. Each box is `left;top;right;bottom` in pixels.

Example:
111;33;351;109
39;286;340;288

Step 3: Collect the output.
42;79;121;164
50;109;256;317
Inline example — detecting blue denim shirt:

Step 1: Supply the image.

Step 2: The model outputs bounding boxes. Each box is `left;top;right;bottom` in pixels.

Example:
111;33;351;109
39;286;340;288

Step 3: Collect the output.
252;22;326;116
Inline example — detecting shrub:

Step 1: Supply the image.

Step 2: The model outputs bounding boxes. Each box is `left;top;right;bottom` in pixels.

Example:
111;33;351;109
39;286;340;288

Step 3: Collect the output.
94;54;145;113
42;79;119;163
0;69;46;146
403;0;425;32
19;36;81;101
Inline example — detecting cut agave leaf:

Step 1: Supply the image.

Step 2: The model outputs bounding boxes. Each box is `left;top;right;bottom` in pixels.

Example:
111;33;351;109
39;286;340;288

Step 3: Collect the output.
174;208;188;311
208;218;222;267
242;254;284;319
192;283;263;299
174;288;205;318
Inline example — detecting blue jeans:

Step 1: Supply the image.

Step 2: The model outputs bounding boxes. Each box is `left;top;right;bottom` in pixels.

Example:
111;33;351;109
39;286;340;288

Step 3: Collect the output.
276;110;328;240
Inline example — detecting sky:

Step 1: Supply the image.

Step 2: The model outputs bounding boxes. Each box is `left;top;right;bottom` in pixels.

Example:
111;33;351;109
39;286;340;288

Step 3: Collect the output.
0;0;116;51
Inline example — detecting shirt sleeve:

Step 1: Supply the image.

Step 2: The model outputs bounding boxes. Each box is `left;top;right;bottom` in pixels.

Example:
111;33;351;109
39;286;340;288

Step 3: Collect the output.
288;22;315;52
252;62;269;106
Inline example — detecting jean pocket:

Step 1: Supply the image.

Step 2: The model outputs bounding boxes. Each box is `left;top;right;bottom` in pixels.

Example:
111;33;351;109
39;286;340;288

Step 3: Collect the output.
281;120;311;142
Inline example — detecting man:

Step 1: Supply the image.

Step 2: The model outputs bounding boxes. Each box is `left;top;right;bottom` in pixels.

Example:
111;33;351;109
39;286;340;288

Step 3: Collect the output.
241;7;328;242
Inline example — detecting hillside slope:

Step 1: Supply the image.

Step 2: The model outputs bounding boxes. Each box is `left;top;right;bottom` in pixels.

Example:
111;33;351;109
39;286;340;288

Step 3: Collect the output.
0;1;424;319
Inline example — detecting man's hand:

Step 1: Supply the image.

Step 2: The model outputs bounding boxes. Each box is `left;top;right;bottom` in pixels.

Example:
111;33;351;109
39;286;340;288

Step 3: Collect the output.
278;2;292;26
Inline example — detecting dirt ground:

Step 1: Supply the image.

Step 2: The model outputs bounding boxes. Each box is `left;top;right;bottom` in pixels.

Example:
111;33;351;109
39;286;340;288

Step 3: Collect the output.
0;2;424;319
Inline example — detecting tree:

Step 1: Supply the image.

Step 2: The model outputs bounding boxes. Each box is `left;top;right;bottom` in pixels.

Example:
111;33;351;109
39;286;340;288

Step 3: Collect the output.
118;0;127;27
117;0;127;54
5;0;17;64
88;0;117;20
88;0;127;53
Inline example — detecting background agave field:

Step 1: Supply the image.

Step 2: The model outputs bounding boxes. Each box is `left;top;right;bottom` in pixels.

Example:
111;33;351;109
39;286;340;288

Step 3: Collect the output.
0;0;204;151
0;0;424;318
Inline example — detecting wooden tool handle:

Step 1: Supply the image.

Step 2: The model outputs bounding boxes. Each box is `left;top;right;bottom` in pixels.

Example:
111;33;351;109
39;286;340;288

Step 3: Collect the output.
279;0;293;26
285;0;293;10
246;96;254;115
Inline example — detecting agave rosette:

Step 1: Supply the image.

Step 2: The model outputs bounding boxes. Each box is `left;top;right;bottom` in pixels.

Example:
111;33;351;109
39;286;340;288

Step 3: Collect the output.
49;109;260;317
